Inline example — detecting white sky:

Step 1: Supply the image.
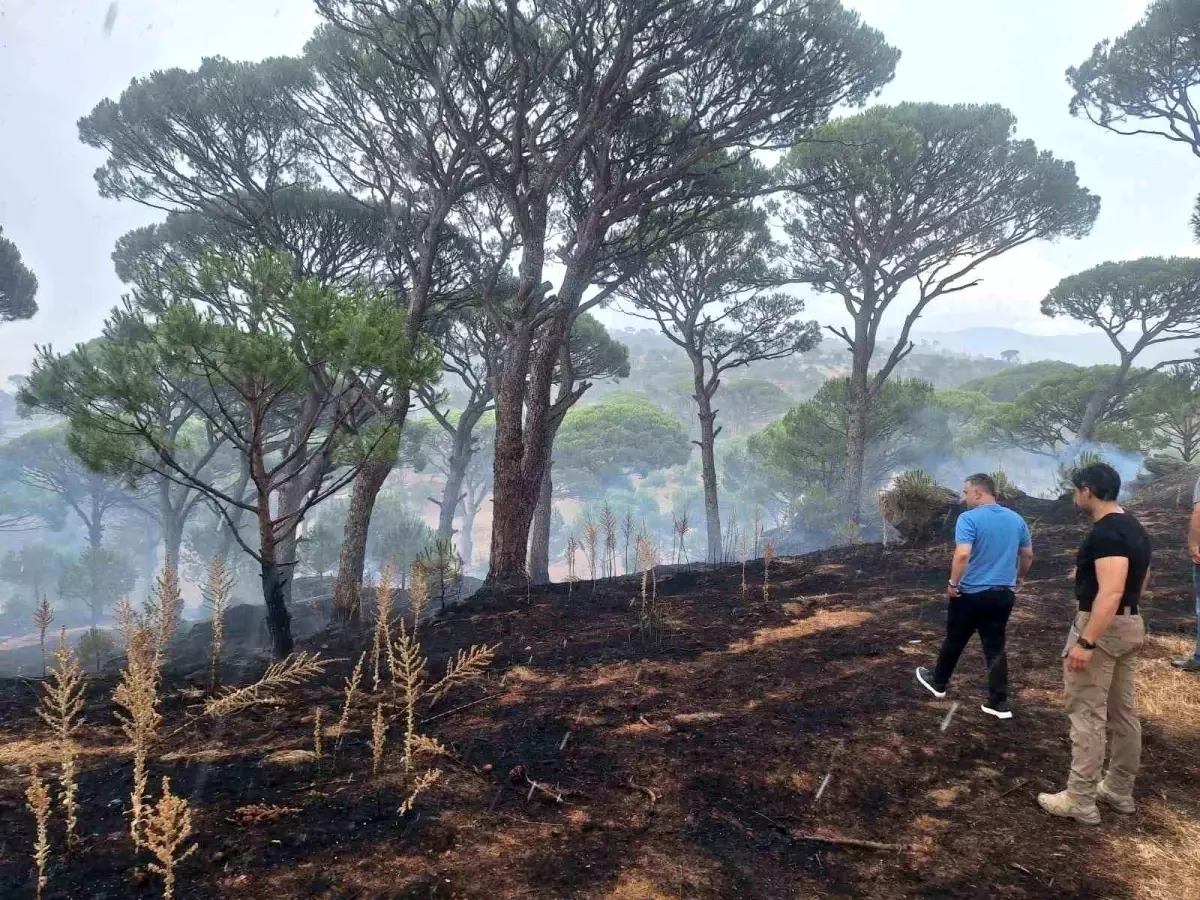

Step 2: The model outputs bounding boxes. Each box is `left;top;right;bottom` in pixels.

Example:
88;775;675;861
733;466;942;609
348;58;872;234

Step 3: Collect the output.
2;0;1198;379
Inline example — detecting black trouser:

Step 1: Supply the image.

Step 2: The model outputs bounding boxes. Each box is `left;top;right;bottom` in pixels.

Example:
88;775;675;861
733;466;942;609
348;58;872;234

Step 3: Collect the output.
932;588;1015;706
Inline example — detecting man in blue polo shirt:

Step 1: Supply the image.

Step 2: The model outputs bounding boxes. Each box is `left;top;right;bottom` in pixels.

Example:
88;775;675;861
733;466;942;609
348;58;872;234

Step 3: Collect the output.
917;473;1034;719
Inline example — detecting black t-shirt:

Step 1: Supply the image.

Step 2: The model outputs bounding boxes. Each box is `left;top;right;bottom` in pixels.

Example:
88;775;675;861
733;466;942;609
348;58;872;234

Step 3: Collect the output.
1075;512;1151;613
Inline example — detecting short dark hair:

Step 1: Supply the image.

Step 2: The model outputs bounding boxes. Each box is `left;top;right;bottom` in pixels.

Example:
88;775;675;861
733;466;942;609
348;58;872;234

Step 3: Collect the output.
964;473;996;495
1072;462;1121;501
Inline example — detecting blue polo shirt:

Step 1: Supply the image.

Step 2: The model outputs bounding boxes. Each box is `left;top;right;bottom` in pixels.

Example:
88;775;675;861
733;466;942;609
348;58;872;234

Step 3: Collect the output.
955;504;1031;592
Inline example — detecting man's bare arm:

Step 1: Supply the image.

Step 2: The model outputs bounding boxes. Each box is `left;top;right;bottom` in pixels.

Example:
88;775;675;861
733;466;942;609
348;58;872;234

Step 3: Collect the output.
949;544;971;588
1081;556;1129;645
1017;546;1034;582
1189;503;1200;564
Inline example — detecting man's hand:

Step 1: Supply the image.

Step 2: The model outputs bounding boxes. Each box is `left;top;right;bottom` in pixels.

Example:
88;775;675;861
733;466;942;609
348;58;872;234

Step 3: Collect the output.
1066;644;1093;673
1189;542;1200;565
946;584;961;599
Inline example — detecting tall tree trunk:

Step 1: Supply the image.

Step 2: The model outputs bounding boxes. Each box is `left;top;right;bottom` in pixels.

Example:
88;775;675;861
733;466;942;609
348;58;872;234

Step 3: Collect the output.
694;381;722;566
260;558;294;658
487;319;542;584
1077;363;1130;443
436;455;469;544
460;493;480;572
529;462;554;584
330;396;411;624
331;455;390;625
163;519;184;573
841;357;871;525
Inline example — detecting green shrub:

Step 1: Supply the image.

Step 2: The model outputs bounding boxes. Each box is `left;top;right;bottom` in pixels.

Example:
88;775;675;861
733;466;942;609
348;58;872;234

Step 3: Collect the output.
879;470;958;542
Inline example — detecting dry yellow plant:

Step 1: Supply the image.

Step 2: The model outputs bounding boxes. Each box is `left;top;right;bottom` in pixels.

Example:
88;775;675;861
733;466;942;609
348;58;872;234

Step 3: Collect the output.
114;622;161;848
202;556;232;693
203;652;331;718
565;535;579;598
427;645;497;704
333;651;366;759
145;563;184;673
313;707;324;764
635;534;663;644
37;628;86;849
32;596;54;677
600;503;618;578
144;777;197;900
763;539;777;602
25;766;52;900
409;559;428;640
393;619;426;773
582;517;599;581
113;595;138;649
371;565;396;691
398;768;442;816
371;702;387;776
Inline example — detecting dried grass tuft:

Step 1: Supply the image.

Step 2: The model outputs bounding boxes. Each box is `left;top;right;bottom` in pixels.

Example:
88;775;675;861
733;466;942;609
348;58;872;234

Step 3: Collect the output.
427;644;498;704
25;766;52;900
312;707;324;766
333;652;366;760
371;564;396;691
37;628;85;848
565;534;579;598
145;563;184;673
636;534;663;644
1136;634;1200;738
114;622;160;848
763;539;777;602
371;702;387;776
409;559;428;636
398;767;442;816
1127;803;1200;900
144;777;197;900
393;619;427;773
203;652;331;718
32;596;54;677
202;556;233;693
582;517;599;581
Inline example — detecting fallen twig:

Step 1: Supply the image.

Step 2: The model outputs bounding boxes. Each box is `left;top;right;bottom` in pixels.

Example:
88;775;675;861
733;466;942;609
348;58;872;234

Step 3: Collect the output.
523;777;564;804
790;831;909;852
419;692;503;726
624;778;658;805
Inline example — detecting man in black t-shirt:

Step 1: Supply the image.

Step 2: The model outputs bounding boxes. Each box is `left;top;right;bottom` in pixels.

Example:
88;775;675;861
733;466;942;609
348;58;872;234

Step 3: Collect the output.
1038;463;1150;826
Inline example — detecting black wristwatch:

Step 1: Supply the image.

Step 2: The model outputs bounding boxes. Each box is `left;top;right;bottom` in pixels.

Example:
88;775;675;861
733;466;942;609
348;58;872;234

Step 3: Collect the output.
1076;636;1097;651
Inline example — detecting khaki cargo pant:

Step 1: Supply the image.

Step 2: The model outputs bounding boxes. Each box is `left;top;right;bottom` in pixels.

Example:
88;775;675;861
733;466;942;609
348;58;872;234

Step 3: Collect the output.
1063;611;1145;803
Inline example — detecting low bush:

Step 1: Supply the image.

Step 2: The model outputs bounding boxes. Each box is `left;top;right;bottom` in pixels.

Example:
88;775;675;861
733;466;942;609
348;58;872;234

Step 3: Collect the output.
879;470;958;542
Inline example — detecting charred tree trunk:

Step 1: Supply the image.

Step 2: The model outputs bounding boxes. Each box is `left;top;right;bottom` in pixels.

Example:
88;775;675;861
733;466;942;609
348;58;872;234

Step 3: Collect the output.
260;559;294;658
331;454;391;626
693;373;722;565
529;462;554;584
841;356;871;525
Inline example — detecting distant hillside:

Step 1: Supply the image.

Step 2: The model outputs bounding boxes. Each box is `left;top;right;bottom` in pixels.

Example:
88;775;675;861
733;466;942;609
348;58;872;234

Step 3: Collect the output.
907;326;1200;367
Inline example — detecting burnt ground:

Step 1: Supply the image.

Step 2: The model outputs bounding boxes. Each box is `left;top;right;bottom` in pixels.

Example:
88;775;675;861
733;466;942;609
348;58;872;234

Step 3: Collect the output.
1;505;1199;899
